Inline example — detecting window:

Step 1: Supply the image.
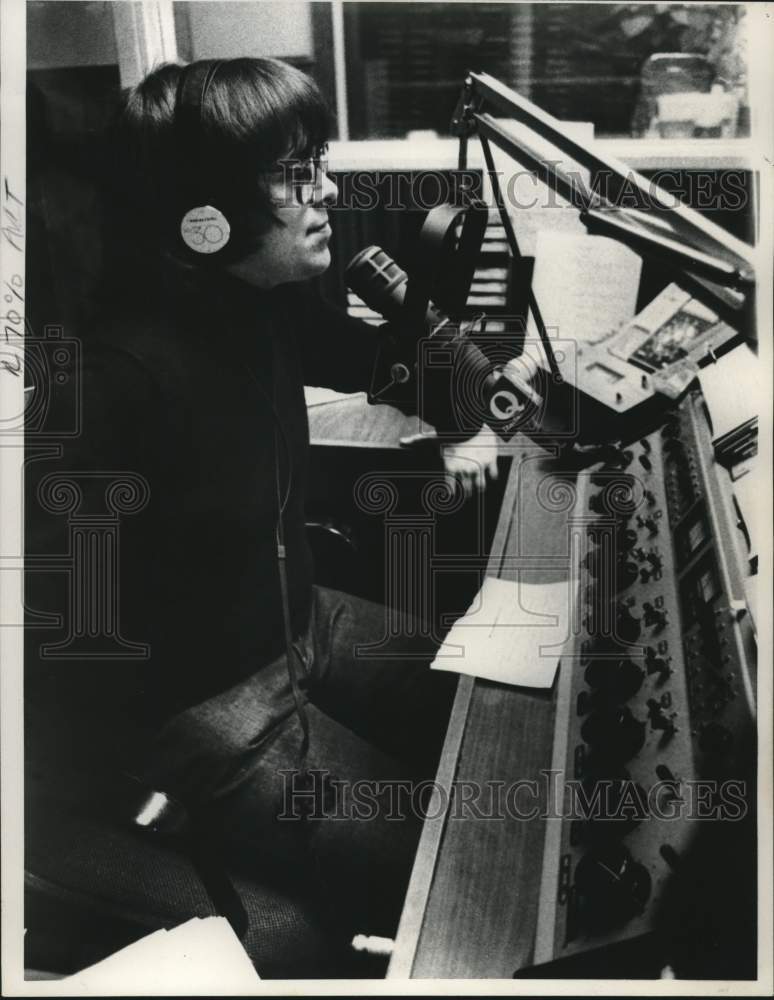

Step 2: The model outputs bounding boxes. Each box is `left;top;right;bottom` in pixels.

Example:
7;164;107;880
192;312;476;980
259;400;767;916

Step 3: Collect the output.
342;2;750;140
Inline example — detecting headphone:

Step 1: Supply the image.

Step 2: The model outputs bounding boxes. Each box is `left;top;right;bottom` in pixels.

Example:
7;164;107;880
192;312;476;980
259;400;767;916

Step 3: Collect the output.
174;60;243;261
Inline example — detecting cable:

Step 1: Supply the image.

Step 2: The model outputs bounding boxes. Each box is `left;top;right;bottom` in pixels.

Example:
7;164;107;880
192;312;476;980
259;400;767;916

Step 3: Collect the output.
244;360;293;508
273;425;310;770
245;356;309;774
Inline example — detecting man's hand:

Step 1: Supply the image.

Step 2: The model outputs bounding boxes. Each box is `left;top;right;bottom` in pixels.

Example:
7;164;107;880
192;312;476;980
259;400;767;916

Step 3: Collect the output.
441;426;499;499
398;425;499;500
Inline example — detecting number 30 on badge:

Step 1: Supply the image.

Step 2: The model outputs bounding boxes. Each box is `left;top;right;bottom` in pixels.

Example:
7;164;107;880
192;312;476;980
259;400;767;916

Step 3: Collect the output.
180;206;231;254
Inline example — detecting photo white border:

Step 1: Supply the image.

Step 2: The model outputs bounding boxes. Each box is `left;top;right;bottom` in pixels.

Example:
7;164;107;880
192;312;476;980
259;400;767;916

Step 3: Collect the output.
1;0;772;995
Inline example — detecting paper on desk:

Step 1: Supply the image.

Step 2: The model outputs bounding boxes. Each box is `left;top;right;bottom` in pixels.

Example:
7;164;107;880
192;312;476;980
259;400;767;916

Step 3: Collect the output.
733;465;762;562
432;575;576;688
698;343;760;443
304;385;362;406
62;917;260;994
526;232;642;352
743;574;759;636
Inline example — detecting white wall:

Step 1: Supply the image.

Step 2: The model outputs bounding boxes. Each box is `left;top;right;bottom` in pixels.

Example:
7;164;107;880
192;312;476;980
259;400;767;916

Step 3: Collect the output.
182;1;313;60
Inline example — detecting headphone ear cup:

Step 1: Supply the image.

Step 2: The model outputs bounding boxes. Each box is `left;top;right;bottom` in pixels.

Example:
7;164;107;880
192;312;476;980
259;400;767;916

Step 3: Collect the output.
173;62;236;263
180;204;231;255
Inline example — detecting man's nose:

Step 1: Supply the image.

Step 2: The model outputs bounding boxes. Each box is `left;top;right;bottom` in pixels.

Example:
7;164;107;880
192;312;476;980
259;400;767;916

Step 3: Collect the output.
317;170;338;206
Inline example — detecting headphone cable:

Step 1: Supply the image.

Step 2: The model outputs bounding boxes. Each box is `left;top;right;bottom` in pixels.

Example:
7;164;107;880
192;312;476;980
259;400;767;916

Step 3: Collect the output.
245;359;310;774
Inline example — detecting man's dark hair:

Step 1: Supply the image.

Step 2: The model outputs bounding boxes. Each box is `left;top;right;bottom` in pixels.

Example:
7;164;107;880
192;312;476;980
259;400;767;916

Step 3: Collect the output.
102;58;332;301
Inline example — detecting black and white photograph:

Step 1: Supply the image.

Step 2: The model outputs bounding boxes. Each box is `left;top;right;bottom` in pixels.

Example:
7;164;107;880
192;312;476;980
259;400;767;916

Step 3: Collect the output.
1;0;772;993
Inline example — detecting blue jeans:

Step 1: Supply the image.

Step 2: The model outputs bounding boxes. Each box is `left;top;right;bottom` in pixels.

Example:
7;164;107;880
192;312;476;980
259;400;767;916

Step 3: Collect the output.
138;587;457;936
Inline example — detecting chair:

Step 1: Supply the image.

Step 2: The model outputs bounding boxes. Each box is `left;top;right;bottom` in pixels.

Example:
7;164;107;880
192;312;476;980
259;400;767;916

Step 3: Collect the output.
634;53;715;136
23;768;352;979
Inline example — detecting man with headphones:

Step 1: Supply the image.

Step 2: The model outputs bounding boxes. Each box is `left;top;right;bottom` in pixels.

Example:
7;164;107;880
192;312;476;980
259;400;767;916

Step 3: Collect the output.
25;57;497;964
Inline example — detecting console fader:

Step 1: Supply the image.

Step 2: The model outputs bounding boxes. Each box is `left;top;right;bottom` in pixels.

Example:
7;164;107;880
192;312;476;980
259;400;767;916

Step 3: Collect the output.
532;389;757;967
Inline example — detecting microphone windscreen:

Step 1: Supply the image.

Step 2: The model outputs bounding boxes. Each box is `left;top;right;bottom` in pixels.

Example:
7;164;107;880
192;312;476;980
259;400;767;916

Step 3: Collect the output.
345;246;410;326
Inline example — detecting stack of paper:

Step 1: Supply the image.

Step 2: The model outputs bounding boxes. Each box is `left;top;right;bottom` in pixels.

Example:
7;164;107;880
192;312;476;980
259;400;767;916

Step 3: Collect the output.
698;344;759;467
733;464;762;570
525;231;642;351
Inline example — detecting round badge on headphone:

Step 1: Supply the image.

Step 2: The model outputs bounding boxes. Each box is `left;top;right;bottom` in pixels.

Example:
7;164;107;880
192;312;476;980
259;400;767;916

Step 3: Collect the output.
180;205;231;254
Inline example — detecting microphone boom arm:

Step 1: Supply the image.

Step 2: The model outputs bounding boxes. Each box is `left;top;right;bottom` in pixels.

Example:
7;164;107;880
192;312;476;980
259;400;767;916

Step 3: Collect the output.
451;71;755;321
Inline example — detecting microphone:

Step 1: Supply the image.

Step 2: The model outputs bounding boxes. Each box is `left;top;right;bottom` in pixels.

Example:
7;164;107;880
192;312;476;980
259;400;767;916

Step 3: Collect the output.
346;245;545;440
346;246;442;332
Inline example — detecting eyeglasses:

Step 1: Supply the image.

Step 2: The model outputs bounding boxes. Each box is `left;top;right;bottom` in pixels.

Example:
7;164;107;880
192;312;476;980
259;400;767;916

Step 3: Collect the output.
268;142;330;207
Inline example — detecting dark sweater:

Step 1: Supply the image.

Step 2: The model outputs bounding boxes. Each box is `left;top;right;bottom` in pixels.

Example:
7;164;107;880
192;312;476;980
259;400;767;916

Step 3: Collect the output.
25;270;390;760
25;265;485;771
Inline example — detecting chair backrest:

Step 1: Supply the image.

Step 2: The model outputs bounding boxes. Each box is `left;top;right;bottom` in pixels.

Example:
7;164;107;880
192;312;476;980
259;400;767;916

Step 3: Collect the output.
640;53;715;98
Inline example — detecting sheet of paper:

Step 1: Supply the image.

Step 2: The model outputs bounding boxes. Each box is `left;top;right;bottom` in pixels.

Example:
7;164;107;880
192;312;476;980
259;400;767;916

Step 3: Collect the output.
432;574;576;689
698;343;760;443
743;574;759;636
304;385;363;407
733;464;762;562
525;232;642;354
62;917;260;994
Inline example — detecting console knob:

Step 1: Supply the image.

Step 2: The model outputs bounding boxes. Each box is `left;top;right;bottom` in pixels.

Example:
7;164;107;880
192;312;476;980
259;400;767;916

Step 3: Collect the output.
583;551;638;595
597;445;633;469
585;658;645;702
581;705;646;760
645;551;663;573
618;560;639;592
646;698;677;739
619;527;638;551
574;844;651;930
589;475;638;517
645;648;673;682
642;602;668;631
589;525;637;552
616;603;641;643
